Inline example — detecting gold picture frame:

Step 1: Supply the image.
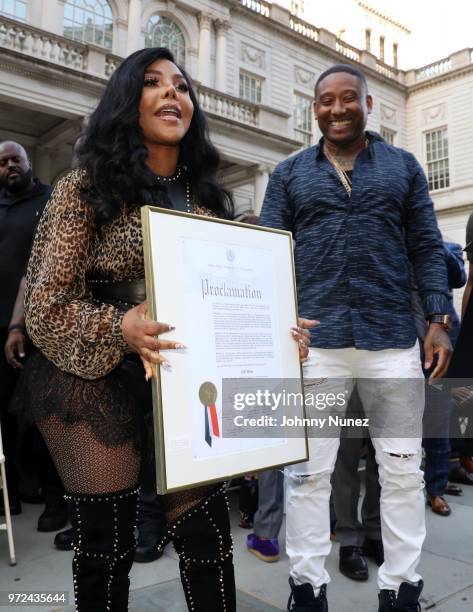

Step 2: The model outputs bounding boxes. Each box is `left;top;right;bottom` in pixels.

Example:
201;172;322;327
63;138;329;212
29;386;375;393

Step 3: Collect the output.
141;207;308;493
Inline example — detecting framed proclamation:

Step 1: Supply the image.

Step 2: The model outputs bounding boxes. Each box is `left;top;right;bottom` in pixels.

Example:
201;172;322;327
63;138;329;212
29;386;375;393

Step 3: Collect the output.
141;207;308;494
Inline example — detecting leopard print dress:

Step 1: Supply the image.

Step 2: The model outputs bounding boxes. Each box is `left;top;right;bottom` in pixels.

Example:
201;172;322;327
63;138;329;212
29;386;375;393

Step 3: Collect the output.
22;168;217;510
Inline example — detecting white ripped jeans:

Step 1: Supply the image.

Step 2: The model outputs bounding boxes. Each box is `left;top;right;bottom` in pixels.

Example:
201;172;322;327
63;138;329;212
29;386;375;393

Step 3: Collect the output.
285;343;425;592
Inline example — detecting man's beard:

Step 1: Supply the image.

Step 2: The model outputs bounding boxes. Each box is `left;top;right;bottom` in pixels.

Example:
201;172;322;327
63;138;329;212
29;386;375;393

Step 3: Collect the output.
2;168;33;194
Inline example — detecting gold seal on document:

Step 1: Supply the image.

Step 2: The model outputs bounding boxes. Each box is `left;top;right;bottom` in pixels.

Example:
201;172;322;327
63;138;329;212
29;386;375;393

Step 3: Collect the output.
199;382;218;406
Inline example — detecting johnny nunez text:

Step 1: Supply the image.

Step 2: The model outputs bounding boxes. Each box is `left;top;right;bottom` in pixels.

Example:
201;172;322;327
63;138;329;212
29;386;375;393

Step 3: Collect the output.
233;415;370;427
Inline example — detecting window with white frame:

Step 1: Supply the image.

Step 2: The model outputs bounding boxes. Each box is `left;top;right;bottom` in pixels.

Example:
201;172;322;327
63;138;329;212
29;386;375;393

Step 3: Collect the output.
294;93;313;147
380;126;396;145
0;0;27;21
63;0;113;49
425;127;450;191
145;16;186;66
239;72;262;104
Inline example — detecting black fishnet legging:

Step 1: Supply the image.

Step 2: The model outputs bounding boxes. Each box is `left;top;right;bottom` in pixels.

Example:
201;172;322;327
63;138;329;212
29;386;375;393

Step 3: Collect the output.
36;414;216;524
37;416;140;493
21;351;215;522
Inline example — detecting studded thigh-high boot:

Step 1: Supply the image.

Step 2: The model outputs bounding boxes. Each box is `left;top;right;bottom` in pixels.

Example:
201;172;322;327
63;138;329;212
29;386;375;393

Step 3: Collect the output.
171;485;236;612
65;486;139;612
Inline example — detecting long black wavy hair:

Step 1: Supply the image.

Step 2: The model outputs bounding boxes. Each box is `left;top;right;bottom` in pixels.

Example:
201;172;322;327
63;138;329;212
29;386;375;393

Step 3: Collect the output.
77;47;234;225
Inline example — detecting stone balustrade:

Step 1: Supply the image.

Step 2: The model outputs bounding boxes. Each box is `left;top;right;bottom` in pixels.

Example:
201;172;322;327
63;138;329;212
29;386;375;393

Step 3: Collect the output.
290;16;319;42
335;40;361;63
198;85;258;127
415;57;452;81
236;1;405;83
240;0;270;18
405;48;473;86
376;61;399;79
7;2;466;100
0;14;87;72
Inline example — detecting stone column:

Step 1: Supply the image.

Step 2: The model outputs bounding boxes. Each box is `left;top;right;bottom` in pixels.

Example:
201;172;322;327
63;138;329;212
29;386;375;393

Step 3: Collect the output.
198;12;212;86
215;19;230;91
254;165;271;215
127;0;142;55
34;146;52;184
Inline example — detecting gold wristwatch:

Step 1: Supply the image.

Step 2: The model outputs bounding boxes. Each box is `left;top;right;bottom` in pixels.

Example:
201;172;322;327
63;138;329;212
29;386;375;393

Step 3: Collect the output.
428;314;452;330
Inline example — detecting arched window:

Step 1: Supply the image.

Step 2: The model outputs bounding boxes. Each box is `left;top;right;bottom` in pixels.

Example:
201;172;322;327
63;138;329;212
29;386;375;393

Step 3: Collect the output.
145;16;185;66
0;0;27;22
63;0;113;50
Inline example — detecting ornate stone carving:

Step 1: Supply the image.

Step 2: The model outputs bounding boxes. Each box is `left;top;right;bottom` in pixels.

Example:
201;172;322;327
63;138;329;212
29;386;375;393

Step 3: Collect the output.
215;19;231;33
198;12;212;30
422;103;446;124
294;66;315;88
241;42;265;69
380;103;397;124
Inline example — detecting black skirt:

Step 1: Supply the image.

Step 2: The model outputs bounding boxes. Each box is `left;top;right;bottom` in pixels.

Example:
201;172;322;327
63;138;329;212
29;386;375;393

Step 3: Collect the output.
12;350;151;454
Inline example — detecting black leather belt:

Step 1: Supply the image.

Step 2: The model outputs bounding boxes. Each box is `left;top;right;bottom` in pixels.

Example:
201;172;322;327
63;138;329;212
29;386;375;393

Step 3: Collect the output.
87;278;146;307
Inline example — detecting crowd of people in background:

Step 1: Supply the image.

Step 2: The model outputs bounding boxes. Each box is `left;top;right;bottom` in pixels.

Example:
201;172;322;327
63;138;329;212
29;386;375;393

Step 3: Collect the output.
1;53;473;612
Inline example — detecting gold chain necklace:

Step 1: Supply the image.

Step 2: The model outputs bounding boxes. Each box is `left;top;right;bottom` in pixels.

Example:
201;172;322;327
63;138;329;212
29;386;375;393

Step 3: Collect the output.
324;138;368;196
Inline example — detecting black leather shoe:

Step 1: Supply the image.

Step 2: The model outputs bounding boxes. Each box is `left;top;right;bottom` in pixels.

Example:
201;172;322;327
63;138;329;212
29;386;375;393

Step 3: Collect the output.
134;491;166;563
134;541;164;563
378;580;423;611
54;527;74;551
448;466;473;485
287;578;328;611
0;496;22;516
339;546;368;581
363;538;385;566
37;499;68;532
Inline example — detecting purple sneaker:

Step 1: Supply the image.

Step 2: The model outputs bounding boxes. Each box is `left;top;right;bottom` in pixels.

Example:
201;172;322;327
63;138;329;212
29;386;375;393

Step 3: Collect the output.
247;533;279;562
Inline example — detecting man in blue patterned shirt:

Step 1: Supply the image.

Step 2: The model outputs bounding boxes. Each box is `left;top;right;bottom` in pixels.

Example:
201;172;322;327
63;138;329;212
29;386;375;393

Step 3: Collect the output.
260;65;452;612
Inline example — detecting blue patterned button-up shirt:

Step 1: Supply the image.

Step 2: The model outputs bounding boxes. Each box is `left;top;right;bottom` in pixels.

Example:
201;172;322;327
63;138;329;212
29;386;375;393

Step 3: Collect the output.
260;132;449;351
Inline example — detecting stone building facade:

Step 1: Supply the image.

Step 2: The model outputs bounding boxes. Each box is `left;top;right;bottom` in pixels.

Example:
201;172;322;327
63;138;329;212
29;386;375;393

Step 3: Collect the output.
1;0;472;284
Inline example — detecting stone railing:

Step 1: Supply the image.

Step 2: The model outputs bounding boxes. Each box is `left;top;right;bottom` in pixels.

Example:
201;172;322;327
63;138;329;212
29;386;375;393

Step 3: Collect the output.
407;49;473;86
415;57;452;81
0;14;86;71
239;0;270;18
290;15;319;42
0;13;124;81
335;39;361;62
198;85;258;127
376;61;399;79
236;1;406;84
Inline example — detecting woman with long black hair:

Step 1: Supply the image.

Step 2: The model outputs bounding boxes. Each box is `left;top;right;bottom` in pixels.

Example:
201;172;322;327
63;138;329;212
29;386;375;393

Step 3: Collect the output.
22;47;239;611
23;46;311;611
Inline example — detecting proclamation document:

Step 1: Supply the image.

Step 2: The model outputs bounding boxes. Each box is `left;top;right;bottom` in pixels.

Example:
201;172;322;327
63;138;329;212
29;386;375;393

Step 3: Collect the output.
181;237;283;461
142;208;308;493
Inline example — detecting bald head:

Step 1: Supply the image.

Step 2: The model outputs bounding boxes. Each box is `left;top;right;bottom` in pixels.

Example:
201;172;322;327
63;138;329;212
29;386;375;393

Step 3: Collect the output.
0;140;33;194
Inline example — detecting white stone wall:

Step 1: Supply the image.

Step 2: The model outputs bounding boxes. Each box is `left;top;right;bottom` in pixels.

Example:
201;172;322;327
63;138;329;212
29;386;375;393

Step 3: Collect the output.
406;70;473;210
405;65;473;305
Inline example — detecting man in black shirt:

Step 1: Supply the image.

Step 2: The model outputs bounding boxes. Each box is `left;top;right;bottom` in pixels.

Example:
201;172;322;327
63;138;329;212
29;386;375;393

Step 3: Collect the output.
0;141;54;519
0;141;52;328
